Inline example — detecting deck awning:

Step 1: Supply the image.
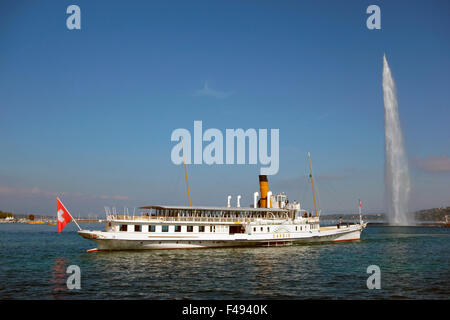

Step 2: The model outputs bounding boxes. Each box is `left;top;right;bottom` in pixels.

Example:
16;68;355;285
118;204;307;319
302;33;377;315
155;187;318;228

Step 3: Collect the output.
138;205;289;213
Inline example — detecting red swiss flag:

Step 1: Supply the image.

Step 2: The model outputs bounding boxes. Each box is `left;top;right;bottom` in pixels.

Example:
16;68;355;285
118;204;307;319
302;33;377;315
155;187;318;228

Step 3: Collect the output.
57;197;72;233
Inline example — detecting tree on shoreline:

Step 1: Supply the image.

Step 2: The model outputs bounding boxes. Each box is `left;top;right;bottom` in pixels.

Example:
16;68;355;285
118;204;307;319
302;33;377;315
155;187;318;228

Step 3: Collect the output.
0;211;14;219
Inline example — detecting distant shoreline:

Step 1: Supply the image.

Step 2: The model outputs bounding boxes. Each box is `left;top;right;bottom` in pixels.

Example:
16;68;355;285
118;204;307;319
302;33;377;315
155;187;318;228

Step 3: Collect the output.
1;207;449;226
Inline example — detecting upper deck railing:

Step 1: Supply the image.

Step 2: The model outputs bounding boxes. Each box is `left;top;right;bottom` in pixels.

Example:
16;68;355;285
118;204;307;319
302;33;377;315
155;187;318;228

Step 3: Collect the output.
106;214;319;224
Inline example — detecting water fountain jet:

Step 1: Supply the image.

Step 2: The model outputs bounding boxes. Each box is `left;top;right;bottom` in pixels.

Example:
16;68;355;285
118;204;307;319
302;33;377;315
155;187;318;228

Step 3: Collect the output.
383;54;413;225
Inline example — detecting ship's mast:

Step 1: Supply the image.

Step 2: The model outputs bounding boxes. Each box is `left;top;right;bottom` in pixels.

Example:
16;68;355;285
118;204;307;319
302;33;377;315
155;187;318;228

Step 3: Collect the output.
181;137;192;206
308;152;318;217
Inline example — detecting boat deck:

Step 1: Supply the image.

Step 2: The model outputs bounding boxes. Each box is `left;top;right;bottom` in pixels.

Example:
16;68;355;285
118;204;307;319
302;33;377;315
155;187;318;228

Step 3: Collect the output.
320;226;337;231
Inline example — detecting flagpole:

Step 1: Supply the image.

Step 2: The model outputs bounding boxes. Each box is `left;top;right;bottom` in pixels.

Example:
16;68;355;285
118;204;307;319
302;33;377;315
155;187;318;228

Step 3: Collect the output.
57;197;82;231
359;199;363;225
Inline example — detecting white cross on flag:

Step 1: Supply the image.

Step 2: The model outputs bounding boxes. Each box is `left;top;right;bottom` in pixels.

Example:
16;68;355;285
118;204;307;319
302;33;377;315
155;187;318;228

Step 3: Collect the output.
56;197;72;233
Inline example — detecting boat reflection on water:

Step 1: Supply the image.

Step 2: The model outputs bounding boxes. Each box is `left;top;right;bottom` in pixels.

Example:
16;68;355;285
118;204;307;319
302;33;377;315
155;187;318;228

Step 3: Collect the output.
51;258;69;298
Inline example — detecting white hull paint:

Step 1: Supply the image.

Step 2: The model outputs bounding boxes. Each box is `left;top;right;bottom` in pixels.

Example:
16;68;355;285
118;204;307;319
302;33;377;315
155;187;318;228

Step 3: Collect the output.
79;223;365;251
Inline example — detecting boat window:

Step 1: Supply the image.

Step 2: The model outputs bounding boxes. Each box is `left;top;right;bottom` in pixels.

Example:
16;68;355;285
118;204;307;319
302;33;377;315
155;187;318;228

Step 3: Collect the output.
134;225;142;232
175;225;181;232
149;225;155;232
120;224;127;232
187;226;193;232
260;227;263;232
162;225;169;232
253;227;257;232
229;225;245;234
199;226;205;232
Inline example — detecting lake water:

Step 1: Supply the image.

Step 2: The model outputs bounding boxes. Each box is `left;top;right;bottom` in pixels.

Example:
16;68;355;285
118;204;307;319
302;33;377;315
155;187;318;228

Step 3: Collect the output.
0;223;448;299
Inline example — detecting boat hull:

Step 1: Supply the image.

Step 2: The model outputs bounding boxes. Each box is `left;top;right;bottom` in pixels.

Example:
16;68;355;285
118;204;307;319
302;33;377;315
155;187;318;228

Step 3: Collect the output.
79;224;365;251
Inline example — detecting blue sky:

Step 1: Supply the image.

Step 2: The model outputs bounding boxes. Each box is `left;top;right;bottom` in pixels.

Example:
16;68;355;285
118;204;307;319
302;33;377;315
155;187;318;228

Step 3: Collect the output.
1;0;449;216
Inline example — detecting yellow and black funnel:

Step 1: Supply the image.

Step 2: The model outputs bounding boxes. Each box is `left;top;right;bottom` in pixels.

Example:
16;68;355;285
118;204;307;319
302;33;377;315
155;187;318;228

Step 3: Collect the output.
259;175;269;208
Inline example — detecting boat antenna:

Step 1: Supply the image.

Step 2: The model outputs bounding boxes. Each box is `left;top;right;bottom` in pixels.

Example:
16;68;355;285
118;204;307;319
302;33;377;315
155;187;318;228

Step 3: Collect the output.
181;137;192;206
308;152;318;217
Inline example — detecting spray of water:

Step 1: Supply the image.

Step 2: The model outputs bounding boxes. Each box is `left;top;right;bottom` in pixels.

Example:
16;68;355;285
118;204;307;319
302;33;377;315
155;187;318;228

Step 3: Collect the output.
383;54;413;225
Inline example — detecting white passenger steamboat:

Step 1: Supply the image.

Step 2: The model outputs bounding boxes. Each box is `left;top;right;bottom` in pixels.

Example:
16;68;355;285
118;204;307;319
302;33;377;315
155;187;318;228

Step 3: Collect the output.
77;154;367;252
